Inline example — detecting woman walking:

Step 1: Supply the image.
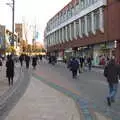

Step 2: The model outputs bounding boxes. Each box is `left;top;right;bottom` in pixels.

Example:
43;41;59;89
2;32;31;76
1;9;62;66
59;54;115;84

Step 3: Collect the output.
6;55;14;86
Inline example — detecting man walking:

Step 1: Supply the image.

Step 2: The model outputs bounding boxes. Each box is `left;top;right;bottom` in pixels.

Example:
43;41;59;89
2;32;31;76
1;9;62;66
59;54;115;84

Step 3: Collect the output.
70;57;79;79
104;58;120;106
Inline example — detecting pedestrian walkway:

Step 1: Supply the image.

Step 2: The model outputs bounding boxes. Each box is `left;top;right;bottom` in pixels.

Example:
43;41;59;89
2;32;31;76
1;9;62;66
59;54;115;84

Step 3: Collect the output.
5;76;80;120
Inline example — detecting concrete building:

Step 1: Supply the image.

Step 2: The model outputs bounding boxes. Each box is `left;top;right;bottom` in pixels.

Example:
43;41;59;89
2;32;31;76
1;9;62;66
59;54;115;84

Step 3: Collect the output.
44;0;120;65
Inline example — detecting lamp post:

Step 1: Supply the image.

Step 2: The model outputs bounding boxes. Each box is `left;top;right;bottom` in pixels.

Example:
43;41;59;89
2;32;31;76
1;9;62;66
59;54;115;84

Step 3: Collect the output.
6;0;15;46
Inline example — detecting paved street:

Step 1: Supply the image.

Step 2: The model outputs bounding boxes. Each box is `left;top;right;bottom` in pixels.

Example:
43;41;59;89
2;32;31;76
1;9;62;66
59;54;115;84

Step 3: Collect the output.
0;59;119;120
34;59;120;120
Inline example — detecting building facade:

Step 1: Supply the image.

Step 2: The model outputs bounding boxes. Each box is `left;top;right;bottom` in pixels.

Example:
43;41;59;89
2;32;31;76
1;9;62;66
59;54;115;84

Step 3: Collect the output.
0;25;6;54
44;0;120;65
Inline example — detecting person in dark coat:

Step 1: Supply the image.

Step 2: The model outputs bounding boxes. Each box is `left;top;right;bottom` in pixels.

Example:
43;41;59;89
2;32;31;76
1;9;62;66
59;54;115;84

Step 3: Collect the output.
19;54;24;67
39;55;42;61
25;55;30;69
32;56;37;69
87;56;92;71
6;55;14;86
79;56;84;73
70;57;79;79
104;58;120;106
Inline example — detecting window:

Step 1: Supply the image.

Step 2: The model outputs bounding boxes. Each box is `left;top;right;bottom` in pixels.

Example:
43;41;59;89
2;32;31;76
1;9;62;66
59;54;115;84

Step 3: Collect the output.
81;0;85;9
76;20;79;37
60;29;62;42
94;10;100;30
67;25;70;40
81;17;85;35
87;14;92;33
71;23;74;39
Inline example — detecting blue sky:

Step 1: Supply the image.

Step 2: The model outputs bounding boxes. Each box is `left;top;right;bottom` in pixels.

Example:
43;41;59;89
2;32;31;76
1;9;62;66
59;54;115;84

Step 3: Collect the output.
0;0;70;44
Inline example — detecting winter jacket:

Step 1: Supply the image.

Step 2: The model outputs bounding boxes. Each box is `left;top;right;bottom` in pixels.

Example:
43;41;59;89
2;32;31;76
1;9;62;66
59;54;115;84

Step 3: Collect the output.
104;60;120;83
6;59;14;78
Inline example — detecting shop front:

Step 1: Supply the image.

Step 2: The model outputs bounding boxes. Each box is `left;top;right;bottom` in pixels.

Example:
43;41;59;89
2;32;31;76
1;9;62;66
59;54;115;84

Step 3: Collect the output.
93;41;115;66
64;48;73;60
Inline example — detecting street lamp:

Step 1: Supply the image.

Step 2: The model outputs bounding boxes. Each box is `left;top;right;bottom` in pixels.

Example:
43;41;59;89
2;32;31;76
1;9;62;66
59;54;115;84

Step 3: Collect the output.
6;0;15;46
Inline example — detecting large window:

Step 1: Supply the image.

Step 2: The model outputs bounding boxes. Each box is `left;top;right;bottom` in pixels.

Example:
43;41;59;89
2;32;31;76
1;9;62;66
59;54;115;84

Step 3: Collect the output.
87;13;92;33
94;10;100;30
67;25;70;40
76;20;79;37
71;23;74;39
81;17;85;35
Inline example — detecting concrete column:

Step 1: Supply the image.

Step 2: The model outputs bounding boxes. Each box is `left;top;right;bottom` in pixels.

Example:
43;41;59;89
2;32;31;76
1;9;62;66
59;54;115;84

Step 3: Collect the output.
99;7;104;32
85;16;88;36
115;40;120;64
91;12;96;34
79;19;82;38
74;21;77;39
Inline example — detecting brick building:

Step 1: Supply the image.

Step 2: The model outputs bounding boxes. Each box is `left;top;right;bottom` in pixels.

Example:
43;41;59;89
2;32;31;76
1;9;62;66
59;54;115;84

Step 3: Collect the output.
44;0;120;65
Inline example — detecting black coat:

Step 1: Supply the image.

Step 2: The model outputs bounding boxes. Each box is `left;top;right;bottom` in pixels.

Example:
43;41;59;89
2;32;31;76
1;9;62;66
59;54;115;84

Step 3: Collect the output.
32;57;37;66
6;59;14;78
104;61;120;83
70;59;79;71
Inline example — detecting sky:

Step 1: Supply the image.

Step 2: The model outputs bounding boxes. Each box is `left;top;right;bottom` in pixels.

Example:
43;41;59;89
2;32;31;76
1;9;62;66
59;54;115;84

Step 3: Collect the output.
0;0;70;44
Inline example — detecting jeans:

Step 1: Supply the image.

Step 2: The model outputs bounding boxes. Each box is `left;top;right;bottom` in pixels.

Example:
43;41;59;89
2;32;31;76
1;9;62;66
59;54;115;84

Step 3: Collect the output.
108;83;118;100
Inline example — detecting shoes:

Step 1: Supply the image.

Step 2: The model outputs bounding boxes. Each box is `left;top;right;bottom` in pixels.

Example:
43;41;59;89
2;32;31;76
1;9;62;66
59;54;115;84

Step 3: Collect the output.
107;97;111;106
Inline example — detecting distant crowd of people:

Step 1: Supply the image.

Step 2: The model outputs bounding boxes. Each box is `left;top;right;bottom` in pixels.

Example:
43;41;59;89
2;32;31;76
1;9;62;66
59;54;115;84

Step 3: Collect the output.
66;56;93;78
0;54;43;86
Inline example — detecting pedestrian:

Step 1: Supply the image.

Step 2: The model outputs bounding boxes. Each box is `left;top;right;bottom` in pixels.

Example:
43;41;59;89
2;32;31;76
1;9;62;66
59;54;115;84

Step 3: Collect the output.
6;55;14;86
32;56;37;69
104;58;120;106
25;55;30;69
19;54;24;67
87;56;92;71
70;57;79;79
79;56;84;73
